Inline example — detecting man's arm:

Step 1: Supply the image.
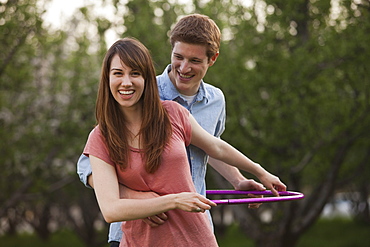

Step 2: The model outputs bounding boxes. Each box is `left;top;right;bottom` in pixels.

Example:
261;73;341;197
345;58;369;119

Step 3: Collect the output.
118;183;168;227
207;97;267;193
190;115;286;196
77;154;93;188
208;157;265;190
208;157;265;209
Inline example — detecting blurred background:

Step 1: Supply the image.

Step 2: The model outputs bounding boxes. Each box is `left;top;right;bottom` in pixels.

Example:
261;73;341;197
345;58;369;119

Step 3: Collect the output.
0;0;369;246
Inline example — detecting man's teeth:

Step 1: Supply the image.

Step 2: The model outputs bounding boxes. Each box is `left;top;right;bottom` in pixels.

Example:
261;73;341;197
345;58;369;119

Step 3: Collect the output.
179;73;192;78
119;90;134;95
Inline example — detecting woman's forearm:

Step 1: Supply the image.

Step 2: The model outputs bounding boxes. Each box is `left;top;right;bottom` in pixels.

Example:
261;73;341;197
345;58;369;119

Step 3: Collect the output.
101;195;176;223
101;192;216;223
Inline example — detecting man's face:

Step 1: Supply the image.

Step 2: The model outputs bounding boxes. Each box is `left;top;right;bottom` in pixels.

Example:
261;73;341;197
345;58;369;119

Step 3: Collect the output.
169;41;218;96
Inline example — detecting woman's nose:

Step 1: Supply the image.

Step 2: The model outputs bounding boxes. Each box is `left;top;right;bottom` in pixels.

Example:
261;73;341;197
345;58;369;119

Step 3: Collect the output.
121;75;132;87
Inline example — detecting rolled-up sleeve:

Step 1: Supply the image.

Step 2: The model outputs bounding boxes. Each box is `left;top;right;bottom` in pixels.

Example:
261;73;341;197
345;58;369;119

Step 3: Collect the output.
76;154;93;189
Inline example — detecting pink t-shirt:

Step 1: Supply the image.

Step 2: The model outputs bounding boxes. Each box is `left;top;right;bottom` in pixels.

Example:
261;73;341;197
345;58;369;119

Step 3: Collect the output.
84;100;218;247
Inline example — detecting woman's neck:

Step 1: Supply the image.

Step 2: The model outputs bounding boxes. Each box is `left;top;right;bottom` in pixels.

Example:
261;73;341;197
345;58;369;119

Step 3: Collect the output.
122;108;143;149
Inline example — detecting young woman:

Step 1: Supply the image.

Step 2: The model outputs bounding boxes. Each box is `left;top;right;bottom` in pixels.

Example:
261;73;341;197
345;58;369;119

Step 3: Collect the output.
83;37;286;246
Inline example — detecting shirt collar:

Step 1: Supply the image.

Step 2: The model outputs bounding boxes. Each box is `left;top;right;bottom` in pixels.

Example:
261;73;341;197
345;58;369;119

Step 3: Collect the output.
160;65;209;104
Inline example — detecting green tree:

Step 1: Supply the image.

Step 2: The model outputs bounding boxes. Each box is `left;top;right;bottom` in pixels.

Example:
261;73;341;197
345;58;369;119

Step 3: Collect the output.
201;0;369;246
0;1;106;245
112;0;180;71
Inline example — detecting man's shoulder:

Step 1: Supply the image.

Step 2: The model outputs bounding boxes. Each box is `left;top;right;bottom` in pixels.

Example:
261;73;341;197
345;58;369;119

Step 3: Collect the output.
156;70;175;100
203;82;223;93
156;66;170;85
202;82;225;101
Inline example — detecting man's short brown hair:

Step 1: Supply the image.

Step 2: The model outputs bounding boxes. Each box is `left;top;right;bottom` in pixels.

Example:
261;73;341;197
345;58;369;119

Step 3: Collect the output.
170;14;221;60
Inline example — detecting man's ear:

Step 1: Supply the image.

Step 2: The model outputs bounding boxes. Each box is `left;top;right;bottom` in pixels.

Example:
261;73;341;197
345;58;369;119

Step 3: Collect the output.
209;52;219;66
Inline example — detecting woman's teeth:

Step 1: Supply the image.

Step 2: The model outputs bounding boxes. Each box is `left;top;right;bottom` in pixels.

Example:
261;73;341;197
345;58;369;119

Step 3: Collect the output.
119;90;134;95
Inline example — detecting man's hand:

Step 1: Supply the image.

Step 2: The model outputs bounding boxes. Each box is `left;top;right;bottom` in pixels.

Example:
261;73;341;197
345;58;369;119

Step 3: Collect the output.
119;183;169;227
87;174;94;188
258;173;287;197
234;179;266;209
142;213;168;227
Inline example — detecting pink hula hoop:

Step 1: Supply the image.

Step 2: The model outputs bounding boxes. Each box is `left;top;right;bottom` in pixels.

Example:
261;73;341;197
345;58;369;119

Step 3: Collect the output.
206;190;304;204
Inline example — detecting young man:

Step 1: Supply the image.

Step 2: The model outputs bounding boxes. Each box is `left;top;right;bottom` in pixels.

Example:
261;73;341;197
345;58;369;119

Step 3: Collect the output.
77;14;266;247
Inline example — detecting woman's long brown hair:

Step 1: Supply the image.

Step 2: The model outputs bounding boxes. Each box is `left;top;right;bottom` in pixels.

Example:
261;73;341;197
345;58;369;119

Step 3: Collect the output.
96;38;172;173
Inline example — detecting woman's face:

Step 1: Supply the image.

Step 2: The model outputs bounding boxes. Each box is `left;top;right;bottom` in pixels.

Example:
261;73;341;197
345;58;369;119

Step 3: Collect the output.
109;54;145;113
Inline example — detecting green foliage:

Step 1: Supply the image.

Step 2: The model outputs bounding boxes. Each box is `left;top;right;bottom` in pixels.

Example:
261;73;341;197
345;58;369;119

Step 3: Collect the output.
199;0;369;246
118;0;179;72
202;0;370;184
0;1;105;244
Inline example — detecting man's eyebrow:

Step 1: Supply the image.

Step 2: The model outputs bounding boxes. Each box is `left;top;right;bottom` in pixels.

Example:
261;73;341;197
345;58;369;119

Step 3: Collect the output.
173;52;202;60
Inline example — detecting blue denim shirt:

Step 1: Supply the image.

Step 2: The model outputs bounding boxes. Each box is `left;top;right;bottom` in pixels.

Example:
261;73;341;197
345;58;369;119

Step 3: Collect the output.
77;65;226;243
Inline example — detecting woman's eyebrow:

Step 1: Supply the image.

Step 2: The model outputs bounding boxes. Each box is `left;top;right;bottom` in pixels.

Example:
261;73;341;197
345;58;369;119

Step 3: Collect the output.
111;68;123;71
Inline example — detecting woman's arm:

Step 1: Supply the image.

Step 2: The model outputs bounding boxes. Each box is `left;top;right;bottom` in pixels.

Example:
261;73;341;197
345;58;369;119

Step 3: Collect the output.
189;115;287;196
90;155;216;223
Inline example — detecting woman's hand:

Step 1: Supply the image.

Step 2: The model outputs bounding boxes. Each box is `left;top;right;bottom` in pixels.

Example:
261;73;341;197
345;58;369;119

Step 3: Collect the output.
173;192;217;213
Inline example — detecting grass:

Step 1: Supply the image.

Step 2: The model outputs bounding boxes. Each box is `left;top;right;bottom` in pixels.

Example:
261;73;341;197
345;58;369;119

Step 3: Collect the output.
217;218;369;247
297;218;370;247
0;229;85;247
217;224;253;247
0;218;369;247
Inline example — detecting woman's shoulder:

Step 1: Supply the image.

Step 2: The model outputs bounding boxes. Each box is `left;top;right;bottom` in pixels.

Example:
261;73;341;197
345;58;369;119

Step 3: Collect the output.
87;125;101;137
161;100;189;123
162;99;179;108
162;100;186;113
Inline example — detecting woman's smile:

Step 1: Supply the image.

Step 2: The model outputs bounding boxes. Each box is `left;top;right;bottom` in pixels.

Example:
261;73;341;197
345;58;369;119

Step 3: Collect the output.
109;54;145;110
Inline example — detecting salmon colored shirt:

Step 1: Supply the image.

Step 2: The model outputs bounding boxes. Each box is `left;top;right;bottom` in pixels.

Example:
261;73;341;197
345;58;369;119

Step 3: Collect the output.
84;100;218;247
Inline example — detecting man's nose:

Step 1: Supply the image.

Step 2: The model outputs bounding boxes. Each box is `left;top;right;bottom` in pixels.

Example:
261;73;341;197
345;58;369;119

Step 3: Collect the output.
179;60;191;73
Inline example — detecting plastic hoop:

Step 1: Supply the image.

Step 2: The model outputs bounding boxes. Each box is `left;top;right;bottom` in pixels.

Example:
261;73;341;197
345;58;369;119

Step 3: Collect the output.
206;190;304;204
